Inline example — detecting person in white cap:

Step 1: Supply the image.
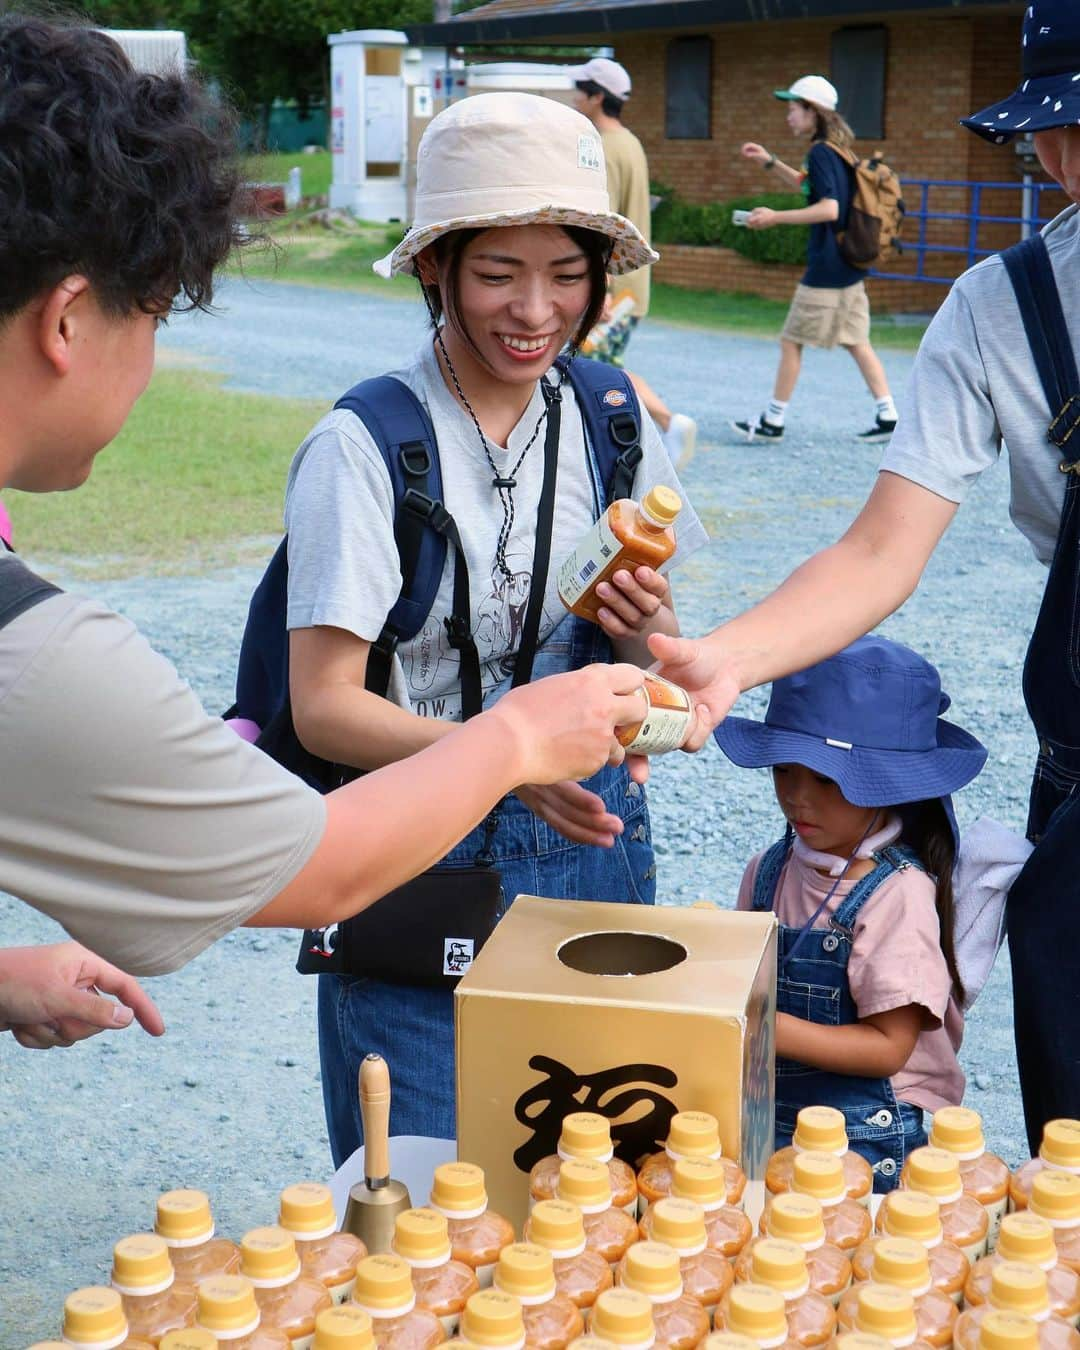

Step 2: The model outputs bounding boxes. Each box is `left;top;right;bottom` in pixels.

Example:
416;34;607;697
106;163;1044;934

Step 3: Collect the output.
284;91;708;1158
569;57;698;467
733;75;898;445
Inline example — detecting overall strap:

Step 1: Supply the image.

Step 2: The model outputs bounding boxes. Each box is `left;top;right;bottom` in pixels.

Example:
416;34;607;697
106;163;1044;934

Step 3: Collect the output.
1001;234;1080;464
562;357;643;504
830;844;924;933
751;834;793;912
0;548;60;629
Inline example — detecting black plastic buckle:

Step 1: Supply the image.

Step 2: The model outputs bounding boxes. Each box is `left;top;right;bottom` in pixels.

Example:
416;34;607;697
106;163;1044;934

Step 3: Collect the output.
609;412;640;449
399;442;433;478
1050;395;1080;455
401;487;438;519
371;626;400;660
443;615;474;650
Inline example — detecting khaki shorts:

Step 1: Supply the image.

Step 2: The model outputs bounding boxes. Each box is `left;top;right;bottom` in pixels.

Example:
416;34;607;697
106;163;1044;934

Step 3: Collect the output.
781;281;870;350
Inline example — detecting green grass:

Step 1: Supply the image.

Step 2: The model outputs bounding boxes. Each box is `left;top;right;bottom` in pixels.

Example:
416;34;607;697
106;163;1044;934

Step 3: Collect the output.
243;149;333;199
7;367;324;576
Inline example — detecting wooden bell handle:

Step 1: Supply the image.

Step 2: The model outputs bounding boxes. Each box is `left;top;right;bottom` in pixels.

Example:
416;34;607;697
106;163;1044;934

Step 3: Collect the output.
360;1053;391;1185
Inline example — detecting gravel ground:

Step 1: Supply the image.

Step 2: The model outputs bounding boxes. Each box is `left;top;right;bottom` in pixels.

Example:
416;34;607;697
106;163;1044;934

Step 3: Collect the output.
0;279;1043;1342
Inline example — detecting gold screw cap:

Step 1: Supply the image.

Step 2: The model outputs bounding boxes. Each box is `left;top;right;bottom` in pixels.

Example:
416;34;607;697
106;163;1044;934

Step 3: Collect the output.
725;1283;788;1344
704;1336;761;1350
764;1193;826;1248
836;1336;895;1350
854;1284;918;1343
352;1254;415;1313
997;1213;1058;1267
460;1289;527;1347
494;1244;557;1304
671;1157;726;1208
666;1112;721;1159
930;1106;986;1158
871;1237;931;1292
111;1234;175;1293
313;1305;376;1350
641;486;681;527
591;1288;655;1347
196;1275;261;1334
392;1208;452;1265
431;1162;488;1214
155;1190;215;1245
880;1191;943;1246
748;1238;810;1295
279;1182;338;1238
62;1288;129;1347
902;1147;963;1200
239;1227;301;1285
527;1200;587;1254
980;1311;1041;1350
560;1113;615;1161
792;1151;846;1204
569;1340;622;1350
792;1106;848;1154
1040;1121;1080;1169
557;1159;613;1212
989;1263;1051;1317
649;1197;707;1252
1031;1171;1080;1224
620;1243;682;1301
160;1332;219;1350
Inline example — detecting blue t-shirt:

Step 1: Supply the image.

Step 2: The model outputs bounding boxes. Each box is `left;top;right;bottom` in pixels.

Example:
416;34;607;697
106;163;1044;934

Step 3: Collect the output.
802;141;863;290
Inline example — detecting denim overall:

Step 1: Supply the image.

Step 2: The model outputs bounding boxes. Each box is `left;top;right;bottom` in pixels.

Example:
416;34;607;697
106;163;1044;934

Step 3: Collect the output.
1001;237;1080;1149
752;835;929;1191
317;447;657;1166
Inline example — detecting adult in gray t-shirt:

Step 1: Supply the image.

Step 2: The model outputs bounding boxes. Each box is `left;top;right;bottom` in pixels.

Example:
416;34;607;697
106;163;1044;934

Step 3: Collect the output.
641;4;1080;1151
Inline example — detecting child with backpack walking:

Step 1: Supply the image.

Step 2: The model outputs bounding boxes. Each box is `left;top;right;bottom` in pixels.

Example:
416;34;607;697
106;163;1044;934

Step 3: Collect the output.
714;636;987;1190
281;92;707;1161
732;76;899;445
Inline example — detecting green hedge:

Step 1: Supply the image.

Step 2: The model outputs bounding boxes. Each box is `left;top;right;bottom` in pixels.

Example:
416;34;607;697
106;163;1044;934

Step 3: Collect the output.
651;184;810;266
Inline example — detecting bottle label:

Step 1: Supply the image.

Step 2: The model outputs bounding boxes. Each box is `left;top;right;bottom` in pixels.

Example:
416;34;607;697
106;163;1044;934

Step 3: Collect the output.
984;1196;1008;1251
440;1312;462;1336
327;1274;357;1305
291;1336;315;1350
620;674;692;756
476;1261;497;1289
557;512;621;608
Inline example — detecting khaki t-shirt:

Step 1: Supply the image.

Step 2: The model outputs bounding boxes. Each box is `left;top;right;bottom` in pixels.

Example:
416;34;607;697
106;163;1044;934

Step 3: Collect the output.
0;574;325;977
602;124;652;317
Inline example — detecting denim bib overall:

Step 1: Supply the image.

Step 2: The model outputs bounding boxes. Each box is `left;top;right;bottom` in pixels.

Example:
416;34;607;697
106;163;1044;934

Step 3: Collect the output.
752;836;929;1191
317;437;657;1166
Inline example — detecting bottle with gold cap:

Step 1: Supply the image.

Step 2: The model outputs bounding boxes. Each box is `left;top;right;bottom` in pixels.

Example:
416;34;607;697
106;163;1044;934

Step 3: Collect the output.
704;1335;773;1350
976;1311;1045;1350
392;1210;479;1335
589;1288;656;1350
430;1165;514;1289
786;1152;872;1254
734;1239;835;1348
838;1238;957;1348
455;1289;525;1350
493;1243;584;1350
854;1192;968;1304
1028;1174;1080;1276
558;487;682;626
60;1287;157;1350
556;1162;639;1272
639;1200;731;1312
192;1275;292;1347
896;1147;990;1262
642;1160;752;1262
614;1243;708;1350
161;1330;234;1350
278;1184;367;1307
350;1253;444;1350
567;1340;620;1350
765;1109;873;1211
111;1234;198;1344
736;1195;849;1307
1012;1125;1080;1213
155;1190;242;1284
529;1115;638;1217
312;1306;378;1350
834;1283;935;1349
912;1109;1010;1250
711;1281;789;1349
239;1227;332;1346
524;1201;613;1317
966;1213;1080;1325
953;1263;1080;1350
637;1115;746;1216
833;1336;906;1350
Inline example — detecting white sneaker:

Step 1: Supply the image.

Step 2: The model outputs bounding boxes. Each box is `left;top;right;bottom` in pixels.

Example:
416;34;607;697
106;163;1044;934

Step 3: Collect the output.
662;412;697;470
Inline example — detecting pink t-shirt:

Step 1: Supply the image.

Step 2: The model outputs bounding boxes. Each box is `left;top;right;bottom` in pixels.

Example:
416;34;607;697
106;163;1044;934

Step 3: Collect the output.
736;828;965;1113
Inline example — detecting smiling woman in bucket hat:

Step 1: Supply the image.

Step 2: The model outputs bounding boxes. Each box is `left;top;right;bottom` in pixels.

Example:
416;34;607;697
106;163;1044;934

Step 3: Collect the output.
285;91;707;1160
648;0;1080;1155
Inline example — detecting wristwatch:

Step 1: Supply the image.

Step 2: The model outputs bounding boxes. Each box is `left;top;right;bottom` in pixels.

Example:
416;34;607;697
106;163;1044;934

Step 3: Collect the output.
764;154;776;170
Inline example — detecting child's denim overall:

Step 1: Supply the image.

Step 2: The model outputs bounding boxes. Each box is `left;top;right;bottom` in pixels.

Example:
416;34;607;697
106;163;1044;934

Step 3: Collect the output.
752;836;928;1191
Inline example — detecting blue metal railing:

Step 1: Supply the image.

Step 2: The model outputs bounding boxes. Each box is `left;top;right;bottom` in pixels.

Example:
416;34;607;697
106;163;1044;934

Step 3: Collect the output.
872;177;1067;284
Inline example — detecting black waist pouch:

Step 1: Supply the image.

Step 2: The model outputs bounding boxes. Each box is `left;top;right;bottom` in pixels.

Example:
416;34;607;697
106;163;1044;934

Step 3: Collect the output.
296;864;502;987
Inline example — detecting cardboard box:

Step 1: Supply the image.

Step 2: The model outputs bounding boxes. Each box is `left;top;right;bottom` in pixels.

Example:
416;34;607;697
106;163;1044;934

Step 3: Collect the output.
455;897;776;1231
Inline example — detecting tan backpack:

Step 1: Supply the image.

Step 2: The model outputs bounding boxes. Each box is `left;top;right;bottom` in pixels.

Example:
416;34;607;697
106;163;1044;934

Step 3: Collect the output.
826;142;905;268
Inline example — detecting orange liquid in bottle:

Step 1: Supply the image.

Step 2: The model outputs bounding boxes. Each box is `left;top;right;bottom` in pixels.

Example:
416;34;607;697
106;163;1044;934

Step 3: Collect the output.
836;1240;957;1349
765;1109;872;1210
557;1161;639;1270
240;1226;332;1346
637;1114;746;1215
1028;1173;1080;1276
279;1183;367;1306
737;1194;849;1307
494;1243;584;1350
897;1148;989;1262
966;1213;1080;1325
155;1189;241;1284
858;1192;968;1304
734;1239;835;1348
558;489;681;625
712;1283;788;1350
641;1159;751;1261
393;1209;479;1336
351;1253;445;1350
111;1234;198;1344
923;1109;1010;1251
193;1274;294;1348
524;1201;614;1316
1011;1124;1080;1213
785;1152;872;1254
953;1264;1080;1350
616;1242;709;1350
62;1287;160;1350
529;1114;638;1217
430;1164;515;1288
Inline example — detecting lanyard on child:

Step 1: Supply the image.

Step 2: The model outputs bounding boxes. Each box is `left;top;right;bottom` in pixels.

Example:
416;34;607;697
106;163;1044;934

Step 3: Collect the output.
779;810;881;973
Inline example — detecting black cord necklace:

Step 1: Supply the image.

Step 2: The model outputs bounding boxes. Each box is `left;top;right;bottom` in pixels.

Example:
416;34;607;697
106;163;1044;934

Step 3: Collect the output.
430;316;570;584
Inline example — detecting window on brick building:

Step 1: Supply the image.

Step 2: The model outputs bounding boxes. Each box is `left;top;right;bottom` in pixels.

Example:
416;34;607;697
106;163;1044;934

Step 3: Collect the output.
665;36;712;139
831;25;887;141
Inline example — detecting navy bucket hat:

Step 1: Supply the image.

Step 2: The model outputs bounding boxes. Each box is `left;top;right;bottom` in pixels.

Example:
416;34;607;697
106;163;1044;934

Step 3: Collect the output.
712;636;987;809
961;0;1080;144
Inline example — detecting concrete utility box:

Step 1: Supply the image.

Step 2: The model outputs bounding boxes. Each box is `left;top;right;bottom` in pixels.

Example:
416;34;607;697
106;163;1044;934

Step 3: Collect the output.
103;29;186;74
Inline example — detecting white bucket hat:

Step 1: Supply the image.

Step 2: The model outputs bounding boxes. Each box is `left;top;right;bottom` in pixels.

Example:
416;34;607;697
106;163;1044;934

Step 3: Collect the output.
774;75;839;112
373;92;657;279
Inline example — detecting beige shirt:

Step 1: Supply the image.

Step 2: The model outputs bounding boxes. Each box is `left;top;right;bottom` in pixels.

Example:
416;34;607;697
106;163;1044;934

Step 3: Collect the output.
602;124;651;317
736;836;965;1113
0;576;325;977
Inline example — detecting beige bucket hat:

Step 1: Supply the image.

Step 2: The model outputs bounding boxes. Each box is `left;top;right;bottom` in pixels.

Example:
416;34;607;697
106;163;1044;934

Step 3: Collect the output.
373;91;658;279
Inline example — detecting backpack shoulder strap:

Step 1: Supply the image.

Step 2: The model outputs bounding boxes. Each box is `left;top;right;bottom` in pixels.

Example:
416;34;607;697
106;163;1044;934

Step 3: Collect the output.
562;357;644;505
1001;234;1080;460
0;547;60;630
823;141;859;170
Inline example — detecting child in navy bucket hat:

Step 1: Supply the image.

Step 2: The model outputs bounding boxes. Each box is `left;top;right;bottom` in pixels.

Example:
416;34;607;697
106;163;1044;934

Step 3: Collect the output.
715;636;987;1190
